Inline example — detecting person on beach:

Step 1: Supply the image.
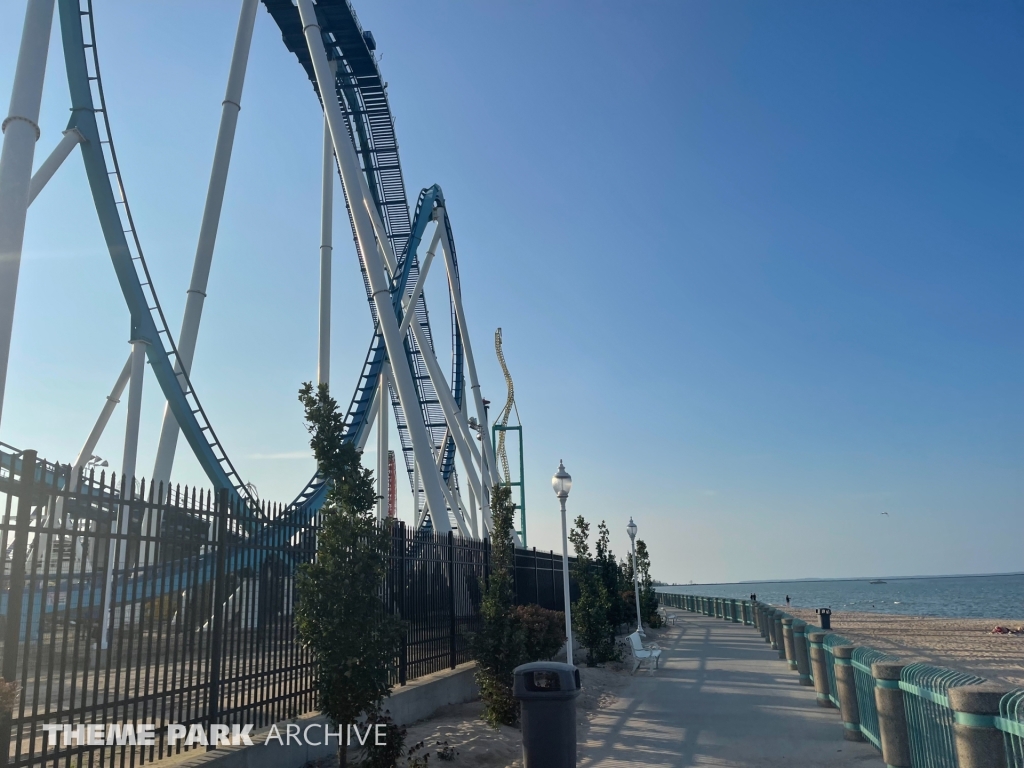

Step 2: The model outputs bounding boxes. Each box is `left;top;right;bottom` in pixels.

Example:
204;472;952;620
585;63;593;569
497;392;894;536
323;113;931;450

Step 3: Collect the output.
786;595;790;606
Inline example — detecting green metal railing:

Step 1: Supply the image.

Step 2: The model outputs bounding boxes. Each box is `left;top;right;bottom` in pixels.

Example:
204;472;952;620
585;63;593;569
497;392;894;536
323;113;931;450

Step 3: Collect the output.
999;689;1024;768
900;663;986;768
657;592;755;626
803;622;822;685
852;646;900;750
658;592;1024;766
822;632;852;708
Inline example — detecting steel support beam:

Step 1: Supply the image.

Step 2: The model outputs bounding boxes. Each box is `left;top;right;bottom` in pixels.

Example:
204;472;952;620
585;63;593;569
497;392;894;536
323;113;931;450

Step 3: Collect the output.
318;116;333;386
298;0;452;533
152;0;259;486
27;127;84;205
71;354;132;485
121;339;147;490
376;369;389;522
0;0;55;431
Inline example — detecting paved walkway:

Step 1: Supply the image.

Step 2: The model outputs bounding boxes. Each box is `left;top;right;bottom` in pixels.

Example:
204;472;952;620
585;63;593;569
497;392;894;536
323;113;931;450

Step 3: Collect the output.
579;612;880;767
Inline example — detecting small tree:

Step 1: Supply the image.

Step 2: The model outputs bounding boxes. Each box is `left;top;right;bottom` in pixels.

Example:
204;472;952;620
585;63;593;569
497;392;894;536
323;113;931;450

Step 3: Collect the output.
594;521;630;636
568;516;614;666
471;485;523;727
294;383;404;768
635;539;662;628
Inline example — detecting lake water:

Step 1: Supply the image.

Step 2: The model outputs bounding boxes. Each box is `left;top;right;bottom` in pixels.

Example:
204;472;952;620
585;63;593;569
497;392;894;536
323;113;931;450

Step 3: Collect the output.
658;573;1024;620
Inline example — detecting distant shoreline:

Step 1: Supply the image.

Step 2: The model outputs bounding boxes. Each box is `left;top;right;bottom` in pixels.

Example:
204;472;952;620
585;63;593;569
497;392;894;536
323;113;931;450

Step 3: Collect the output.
657;571;1024;588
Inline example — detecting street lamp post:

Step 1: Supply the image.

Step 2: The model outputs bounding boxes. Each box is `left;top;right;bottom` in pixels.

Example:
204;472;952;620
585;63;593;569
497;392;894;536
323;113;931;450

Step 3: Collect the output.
552;460;574;666
627;517;644;636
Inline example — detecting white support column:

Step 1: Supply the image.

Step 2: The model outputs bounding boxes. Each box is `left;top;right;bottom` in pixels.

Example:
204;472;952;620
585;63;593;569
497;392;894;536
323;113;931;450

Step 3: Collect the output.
465;480;479;540
433;446;471;537
317;116;333;386
357;383;379;452
121;340;147;492
152;0;259;485
72;355;132;487
100;337;146;648
437;216;500;489
0;0;55;431
452;479;477;539
298;0;452;534
376;369;389;522
27;128;84;205
413;458;421;528
397;225;442;336
407;314;483;498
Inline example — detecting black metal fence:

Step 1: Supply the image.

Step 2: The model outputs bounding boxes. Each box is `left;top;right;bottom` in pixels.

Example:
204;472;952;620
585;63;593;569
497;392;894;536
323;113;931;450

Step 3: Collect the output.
513;547;578;612
0;451;493;768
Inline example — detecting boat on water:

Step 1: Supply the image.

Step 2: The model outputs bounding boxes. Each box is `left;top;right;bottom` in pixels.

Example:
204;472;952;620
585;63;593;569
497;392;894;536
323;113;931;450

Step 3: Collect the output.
869;580;887;584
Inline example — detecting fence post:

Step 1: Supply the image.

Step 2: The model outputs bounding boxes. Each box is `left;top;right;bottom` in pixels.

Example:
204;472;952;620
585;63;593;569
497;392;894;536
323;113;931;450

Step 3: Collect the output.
948;684;1010;768
207;488;228;744
871;661;911;768
832;645;864;741
533;546;539;605
0;450;36;768
448;531;456;670
774;612;786;658
793;620;812;685
782;617;797;669
809;631;835;708
399;521;407;686
765;608;777;648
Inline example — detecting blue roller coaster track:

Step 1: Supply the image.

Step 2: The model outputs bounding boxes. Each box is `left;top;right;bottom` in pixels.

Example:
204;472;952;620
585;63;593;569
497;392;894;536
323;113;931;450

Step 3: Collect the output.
9;0;470;530
0;0;487;632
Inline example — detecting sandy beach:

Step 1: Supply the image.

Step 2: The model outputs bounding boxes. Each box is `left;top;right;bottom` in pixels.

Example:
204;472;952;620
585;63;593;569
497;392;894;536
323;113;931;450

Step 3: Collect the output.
779;604;1024;687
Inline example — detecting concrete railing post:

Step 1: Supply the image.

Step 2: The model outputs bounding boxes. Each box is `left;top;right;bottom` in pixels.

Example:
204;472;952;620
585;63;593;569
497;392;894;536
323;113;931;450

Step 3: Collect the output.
871;661;911;768
793;619;812;685
948;684;1010;768
764;608;775;647
768;609;779;649
832;645;864;741
774;612;786;659
731;599;740;623
808;631;835;708
752;602;760;631
782;617;797;669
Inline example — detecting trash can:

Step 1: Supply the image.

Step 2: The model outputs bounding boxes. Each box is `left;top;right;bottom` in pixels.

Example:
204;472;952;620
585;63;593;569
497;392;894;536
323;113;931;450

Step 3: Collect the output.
513;661;581;768
817;608;832;630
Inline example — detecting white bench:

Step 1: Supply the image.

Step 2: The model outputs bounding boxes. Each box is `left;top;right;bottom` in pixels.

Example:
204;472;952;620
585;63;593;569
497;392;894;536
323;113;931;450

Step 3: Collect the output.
628;631;662;674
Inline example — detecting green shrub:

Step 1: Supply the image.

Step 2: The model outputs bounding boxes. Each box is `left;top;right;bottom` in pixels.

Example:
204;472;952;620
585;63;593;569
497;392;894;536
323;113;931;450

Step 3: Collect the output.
513;604;565;662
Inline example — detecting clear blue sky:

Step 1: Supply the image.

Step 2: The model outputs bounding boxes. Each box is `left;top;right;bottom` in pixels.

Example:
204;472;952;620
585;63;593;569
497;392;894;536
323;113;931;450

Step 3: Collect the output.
2;1;1021;583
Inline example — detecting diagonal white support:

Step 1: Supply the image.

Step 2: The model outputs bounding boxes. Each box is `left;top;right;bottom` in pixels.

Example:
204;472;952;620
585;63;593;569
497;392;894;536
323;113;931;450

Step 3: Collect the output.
437;217;501;489
298;0;453;534
398;225;442;336
407;305;483;496
72;354;132;485
27;128;84;205
152;0;259;486
121;339;147;491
